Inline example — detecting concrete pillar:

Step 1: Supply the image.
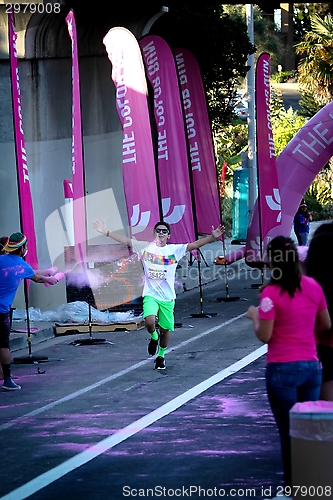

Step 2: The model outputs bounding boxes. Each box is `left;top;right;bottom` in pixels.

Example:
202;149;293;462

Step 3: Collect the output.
281;3;295;72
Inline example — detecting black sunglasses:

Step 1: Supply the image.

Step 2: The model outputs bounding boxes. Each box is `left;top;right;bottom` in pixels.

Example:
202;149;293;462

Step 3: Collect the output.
155;228;169;234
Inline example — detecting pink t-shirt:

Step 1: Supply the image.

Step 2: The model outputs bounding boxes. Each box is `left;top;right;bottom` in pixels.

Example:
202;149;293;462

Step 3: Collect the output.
259;275;327;363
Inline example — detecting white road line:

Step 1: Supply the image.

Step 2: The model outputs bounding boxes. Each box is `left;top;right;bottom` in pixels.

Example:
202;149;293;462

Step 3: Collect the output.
0;312;246;431
0;343;267;500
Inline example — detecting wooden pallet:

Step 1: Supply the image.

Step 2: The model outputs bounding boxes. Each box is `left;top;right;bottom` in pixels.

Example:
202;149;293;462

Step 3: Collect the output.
54;318;144;336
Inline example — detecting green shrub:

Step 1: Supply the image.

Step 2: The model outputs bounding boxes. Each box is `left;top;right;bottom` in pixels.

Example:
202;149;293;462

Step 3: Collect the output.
298;90;322;118
270;70;298;83
220;194;233;237
271;71;290;83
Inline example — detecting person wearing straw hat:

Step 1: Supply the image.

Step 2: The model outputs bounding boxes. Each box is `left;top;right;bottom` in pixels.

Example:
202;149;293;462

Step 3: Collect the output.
0;232;59;391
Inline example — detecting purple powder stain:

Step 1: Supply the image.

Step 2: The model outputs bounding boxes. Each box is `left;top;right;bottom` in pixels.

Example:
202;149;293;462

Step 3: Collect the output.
197;449;249;455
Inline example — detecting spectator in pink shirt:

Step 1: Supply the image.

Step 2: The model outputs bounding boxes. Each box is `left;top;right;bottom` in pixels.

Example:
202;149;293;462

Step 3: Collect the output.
246;236;331;496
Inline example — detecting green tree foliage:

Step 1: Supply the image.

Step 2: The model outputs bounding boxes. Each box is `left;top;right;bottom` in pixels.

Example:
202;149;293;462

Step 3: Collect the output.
298;90;323;118
212;121;248;233
306;162;333;205
294;9;333;213
272;107;308;156
293;3;333;38
295;12;333;104
213;122;248;179
152;2;254;127
223;4;284;70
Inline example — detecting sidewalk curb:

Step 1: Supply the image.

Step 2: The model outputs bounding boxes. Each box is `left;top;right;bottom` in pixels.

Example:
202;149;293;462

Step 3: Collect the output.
10;325;55;353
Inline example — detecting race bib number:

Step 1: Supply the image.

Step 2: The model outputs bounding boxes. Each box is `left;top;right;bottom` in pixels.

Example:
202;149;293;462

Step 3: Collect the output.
148;268;167;280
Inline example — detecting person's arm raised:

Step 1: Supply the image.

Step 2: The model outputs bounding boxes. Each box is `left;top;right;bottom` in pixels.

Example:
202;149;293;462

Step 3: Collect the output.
186;224;224;252
92;220;132;247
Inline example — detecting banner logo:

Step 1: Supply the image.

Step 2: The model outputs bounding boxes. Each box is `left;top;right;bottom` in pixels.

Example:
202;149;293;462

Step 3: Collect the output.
265;188;281;222
162;198;186;224
250;237;261;250
130;204;151;234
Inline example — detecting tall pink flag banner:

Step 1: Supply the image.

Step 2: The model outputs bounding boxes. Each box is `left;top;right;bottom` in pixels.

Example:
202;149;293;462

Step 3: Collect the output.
246;52;281;263
139;35;196;244
103;27;160;241
8;9;38;271
174;48;221;234
66;10;87;262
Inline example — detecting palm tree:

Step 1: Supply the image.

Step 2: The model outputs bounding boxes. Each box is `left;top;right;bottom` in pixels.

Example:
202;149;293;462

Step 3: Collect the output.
295;13;333;105
295;13;333;216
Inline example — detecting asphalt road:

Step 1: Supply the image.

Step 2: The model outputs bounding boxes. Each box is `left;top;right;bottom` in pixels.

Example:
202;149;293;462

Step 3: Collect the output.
272;82;301;111
1;265;286;500
2;223;330;500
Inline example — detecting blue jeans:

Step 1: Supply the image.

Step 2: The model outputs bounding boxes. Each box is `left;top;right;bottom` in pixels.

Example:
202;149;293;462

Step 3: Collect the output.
299;231;309;246
266;361;322;488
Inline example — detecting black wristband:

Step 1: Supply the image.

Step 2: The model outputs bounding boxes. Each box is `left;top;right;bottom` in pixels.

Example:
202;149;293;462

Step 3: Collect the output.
106;231;110;237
